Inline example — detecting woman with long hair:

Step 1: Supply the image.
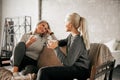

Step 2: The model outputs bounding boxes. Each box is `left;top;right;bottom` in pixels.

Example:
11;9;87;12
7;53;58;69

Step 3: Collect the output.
36;13;90;80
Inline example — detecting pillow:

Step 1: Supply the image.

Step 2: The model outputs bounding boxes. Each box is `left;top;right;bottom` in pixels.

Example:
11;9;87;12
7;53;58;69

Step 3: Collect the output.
104;39;118;52
37;47;63;68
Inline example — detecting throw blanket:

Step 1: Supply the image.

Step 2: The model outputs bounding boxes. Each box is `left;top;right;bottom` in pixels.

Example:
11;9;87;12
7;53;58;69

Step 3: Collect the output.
0;67;13;80
89;43;114;67
89;43;114;80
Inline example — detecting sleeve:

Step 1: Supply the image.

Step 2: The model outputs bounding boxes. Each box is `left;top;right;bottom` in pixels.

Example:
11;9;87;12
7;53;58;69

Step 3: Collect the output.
56;37;85;66
20;34;28;43
58;38;68;47
50;34;57;40
47;34;57;40
58;34;71;47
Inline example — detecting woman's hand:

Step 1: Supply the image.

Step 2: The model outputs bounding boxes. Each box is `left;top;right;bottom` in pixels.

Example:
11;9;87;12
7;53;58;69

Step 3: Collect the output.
45;27;54;35
29;35;37;43
47;28;52;34
47;40;58;49
26;35;37;48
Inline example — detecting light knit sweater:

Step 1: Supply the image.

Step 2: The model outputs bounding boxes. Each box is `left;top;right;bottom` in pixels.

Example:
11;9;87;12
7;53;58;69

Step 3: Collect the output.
20;32;56;60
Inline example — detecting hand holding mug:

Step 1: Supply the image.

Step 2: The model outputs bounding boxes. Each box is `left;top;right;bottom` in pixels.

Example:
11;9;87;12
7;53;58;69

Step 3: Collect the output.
47;40;58;49
25;35;37;48
29;35;37;43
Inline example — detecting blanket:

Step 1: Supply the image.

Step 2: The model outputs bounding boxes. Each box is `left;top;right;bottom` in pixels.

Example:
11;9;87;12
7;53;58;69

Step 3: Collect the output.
0;67;13;80
89;43;114;67
89;43;114;80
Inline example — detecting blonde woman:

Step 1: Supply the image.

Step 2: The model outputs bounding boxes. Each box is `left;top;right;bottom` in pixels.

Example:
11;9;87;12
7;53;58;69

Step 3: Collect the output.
36;13;90;80
11;20;56;75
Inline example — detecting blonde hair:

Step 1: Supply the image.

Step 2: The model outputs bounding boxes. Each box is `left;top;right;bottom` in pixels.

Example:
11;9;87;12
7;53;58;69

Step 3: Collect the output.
66;13;90;50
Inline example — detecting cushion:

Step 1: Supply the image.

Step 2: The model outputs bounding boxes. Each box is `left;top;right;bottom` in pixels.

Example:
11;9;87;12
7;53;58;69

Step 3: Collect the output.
104;39;118;52
37;47;63;68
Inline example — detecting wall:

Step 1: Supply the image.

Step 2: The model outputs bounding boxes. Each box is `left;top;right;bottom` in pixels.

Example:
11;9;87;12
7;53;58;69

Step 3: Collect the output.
42;0;120;43
1;0;120;43
0;0;2;38
0;0;2;53
0;0;39;52
1;0;39;46
2;0;39;31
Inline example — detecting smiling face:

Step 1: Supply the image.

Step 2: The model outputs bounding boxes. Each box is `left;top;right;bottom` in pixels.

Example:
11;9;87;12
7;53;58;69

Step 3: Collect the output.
36;22;49;34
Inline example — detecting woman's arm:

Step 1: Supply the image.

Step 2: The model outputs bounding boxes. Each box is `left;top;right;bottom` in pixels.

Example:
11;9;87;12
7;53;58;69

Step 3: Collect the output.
25;35;37;48
48;29;68;46
20;34;27;42
56;36;86;66
58;38;68;47
50;34;57;40
20;34;37;48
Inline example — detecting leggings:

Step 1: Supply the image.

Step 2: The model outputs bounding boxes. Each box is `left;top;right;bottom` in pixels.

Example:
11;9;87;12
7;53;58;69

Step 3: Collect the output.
11;42;37;71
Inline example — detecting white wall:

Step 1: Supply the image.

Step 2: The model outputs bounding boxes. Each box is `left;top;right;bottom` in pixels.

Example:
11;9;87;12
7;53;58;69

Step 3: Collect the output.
0;0;2;54
1;0;39;46
1;0;120;43
0;0;2;36
2;0;39;30
0;0;39;52
0;0;2;53
42;0;120;43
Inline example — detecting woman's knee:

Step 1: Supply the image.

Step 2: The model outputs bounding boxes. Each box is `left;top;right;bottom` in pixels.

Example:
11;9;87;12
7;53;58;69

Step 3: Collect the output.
37;67;51;77
14;42;26;54
38;67;47;74
12;42;26;66
17;42;26;48
37;67;50;80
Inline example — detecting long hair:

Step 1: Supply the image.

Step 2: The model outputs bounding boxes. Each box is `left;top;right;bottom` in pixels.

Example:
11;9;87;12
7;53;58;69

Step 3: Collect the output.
66;13;90;50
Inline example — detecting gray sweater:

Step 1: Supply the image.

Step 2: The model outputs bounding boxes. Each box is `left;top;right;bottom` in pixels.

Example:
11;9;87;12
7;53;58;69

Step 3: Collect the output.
55;34;90;69
20;32;56;60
